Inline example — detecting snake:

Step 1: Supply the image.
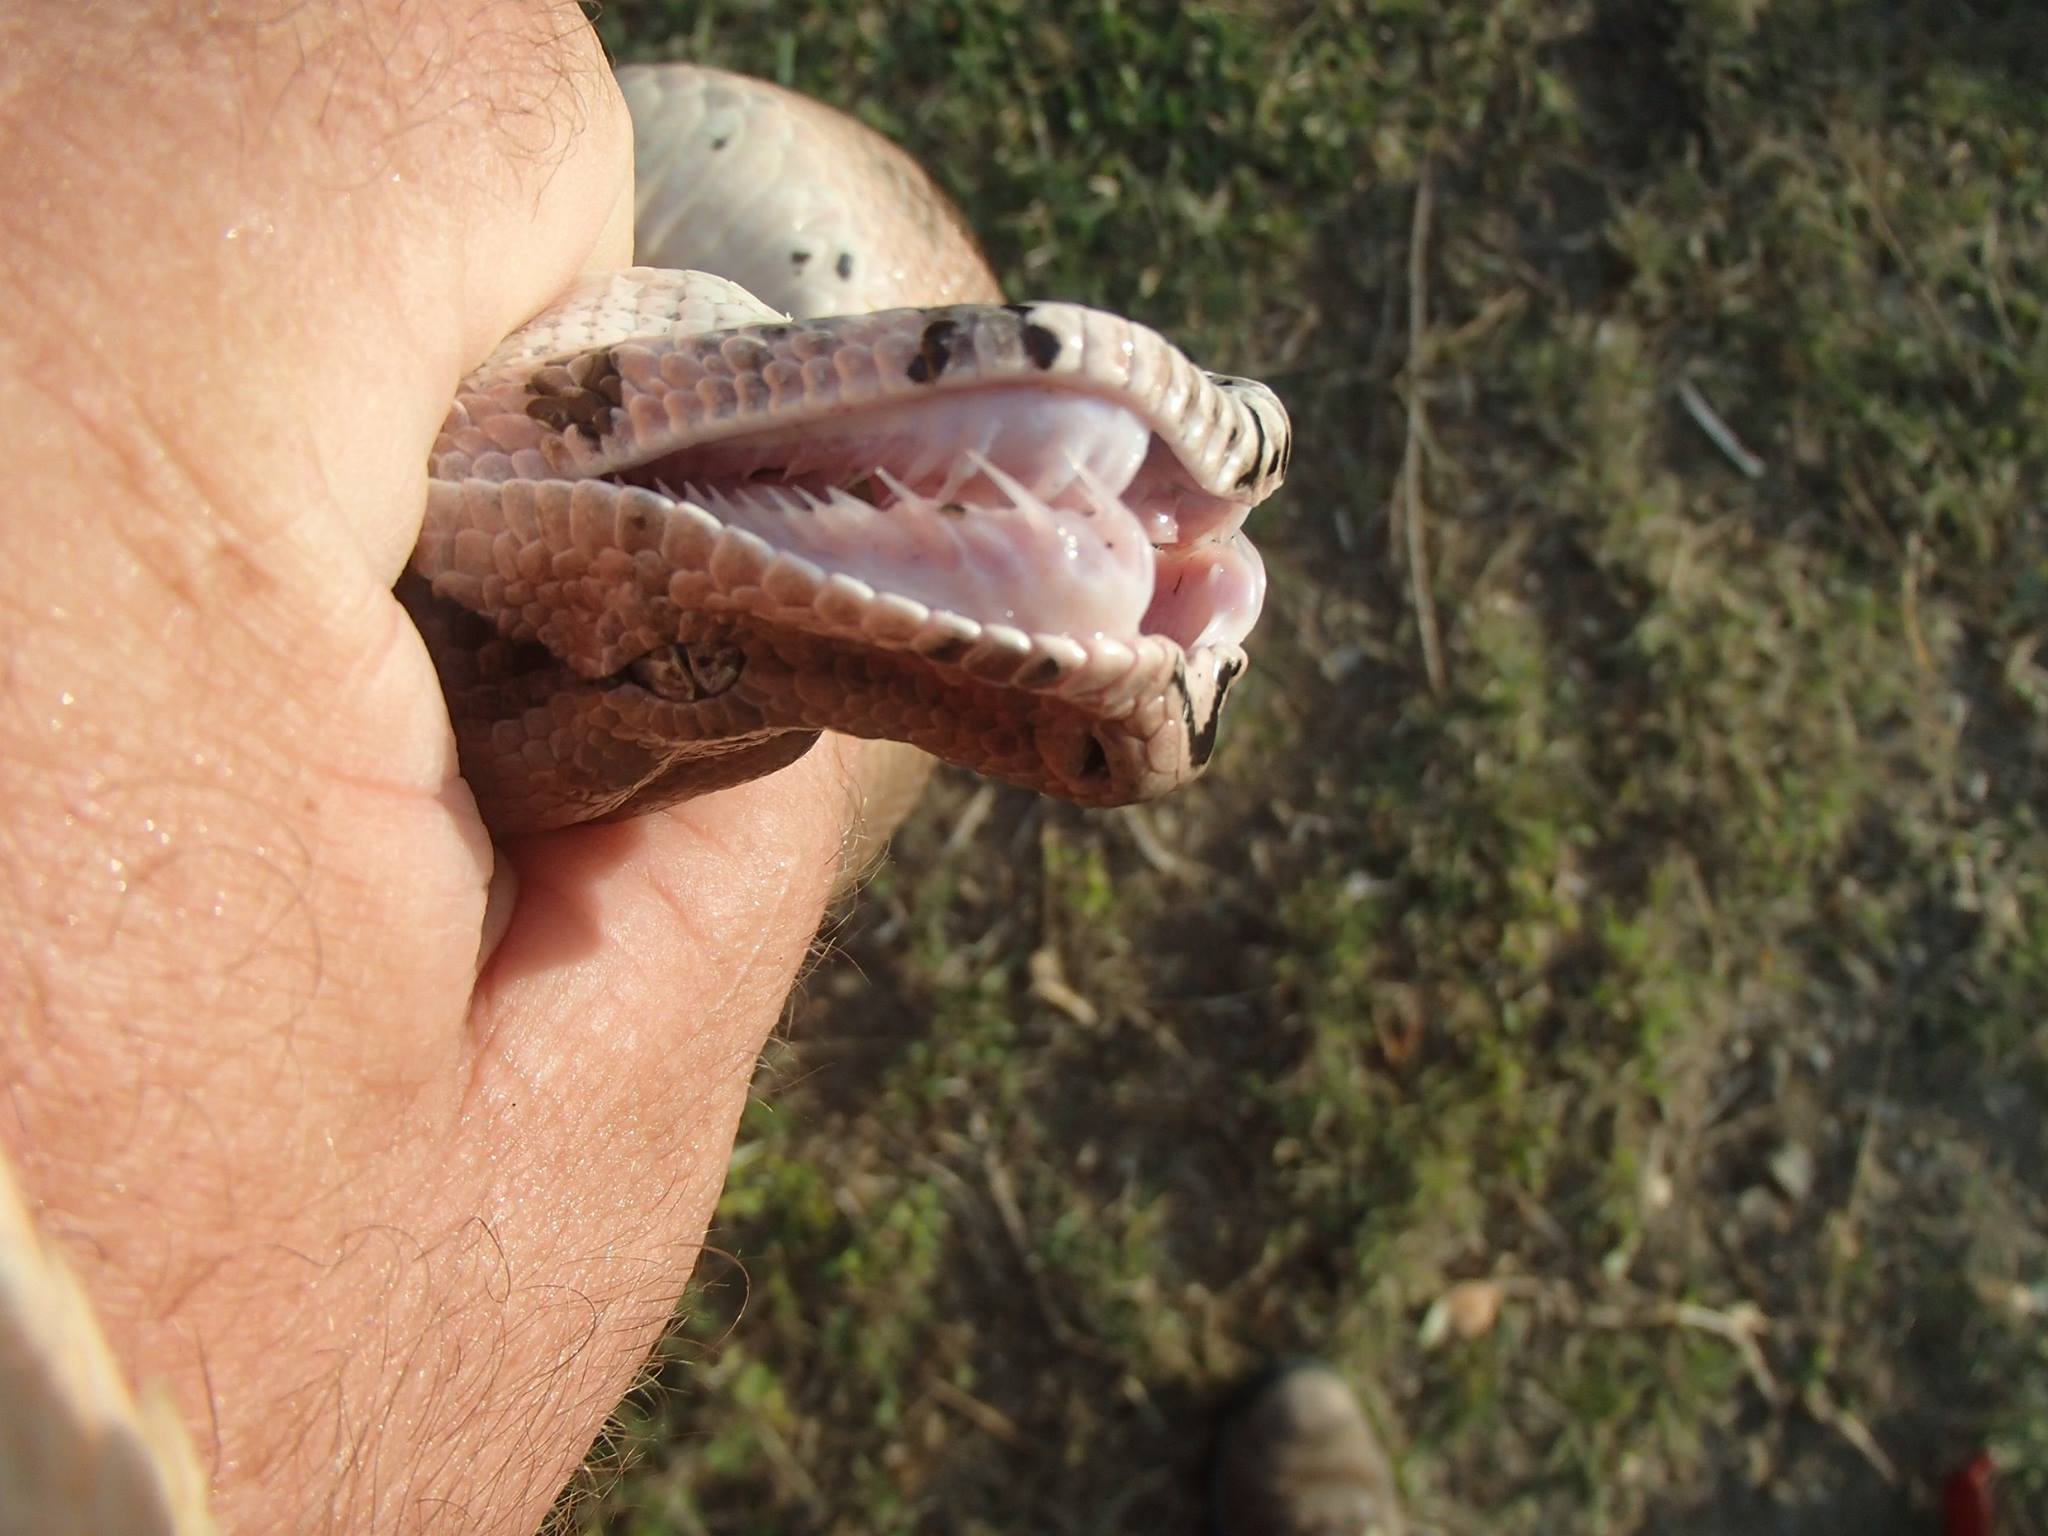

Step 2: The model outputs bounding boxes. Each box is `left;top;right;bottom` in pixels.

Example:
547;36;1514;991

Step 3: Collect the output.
405;64;1291;836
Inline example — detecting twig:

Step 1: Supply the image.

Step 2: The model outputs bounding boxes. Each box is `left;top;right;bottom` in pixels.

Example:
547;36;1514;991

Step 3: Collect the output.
940;781;998;859
924;1375;1030;1448
743;1400;827;1516
979;1145;1114;1361
1840;467;1937;676
1676;378;1766;480
1437;285;1527;355
1837;131;1985;403
1801;1383;1900;1486
1394;161;1447;696
1829;1023;1896;1316
1027;946;1099;1028
1114;805;1200;882
1585;1297;1787;1408
1899;530;1934;673
1502;1276;1903;1490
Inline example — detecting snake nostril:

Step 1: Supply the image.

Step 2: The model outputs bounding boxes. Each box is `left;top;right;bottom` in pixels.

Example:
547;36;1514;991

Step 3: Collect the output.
1077;732;1110;784
626;639;745;702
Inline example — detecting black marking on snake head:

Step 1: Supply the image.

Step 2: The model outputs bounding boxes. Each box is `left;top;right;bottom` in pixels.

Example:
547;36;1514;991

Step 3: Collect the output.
710;133;730;151
906;318;959;384
720;335;775;372
790;249;812;269
1235;408;1268;491
836;252;855;280
578;348;625;404
1188;654;1245;769
1021;323;1062;370
922;635;972;665
526;355;621;446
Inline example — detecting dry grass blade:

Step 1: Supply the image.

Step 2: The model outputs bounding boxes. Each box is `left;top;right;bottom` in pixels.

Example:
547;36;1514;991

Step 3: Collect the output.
1394;158;1447;697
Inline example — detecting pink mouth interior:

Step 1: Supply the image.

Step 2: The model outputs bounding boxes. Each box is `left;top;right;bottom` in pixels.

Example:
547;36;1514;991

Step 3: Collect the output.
610;387;1266;652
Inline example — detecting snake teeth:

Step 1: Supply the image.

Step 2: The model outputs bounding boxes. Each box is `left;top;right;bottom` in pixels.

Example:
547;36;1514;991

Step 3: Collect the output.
956;448;1035;516
869;465;915;508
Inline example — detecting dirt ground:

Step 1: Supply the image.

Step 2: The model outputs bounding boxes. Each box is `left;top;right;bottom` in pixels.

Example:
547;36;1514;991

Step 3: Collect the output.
573;2;2047;1531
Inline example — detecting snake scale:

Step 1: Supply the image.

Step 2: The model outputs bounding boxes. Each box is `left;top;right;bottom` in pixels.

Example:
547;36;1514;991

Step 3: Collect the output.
406;64;1291;835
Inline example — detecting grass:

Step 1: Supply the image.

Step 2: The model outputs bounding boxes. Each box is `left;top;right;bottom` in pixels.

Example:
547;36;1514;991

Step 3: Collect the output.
574;1;2048;1531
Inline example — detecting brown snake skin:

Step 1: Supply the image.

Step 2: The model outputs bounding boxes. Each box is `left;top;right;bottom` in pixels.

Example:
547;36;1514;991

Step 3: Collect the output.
406;66;1291;835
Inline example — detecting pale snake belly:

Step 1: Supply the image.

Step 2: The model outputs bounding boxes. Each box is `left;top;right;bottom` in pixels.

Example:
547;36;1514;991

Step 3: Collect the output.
407;64;1291;836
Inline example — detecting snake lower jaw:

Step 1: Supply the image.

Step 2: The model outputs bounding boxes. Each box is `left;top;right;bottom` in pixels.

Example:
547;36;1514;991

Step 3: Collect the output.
615;617;1256;810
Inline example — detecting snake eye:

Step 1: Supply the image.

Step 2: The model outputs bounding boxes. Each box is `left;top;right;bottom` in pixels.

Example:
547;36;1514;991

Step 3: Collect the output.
626;639;745;702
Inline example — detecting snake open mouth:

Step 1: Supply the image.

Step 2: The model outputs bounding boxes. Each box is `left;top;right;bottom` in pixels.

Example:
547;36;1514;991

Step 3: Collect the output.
603;387;1268;659
418;130;1292;827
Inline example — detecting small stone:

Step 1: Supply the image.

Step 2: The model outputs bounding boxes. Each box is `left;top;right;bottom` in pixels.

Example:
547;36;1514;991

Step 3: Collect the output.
1420;1279;1505;1347
1444;1279;1504;1338
1768;1141;1816;1202
1641;1167;1674;1212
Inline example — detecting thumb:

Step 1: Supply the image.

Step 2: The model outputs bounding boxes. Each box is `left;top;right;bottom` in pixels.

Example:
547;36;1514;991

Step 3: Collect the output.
1;0;635;580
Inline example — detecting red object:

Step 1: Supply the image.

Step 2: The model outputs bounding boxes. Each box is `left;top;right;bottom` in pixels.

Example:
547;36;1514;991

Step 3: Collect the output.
1942;1452;1996;1536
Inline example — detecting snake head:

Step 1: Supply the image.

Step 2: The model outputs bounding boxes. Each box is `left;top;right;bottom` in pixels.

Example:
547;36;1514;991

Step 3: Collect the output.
418;274;1289;831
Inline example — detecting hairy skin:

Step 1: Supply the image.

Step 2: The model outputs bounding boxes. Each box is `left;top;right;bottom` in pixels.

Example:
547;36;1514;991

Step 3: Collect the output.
0;3;864;1530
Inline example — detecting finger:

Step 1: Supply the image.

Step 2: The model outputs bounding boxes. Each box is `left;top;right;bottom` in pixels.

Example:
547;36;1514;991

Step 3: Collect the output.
0;5;647;1528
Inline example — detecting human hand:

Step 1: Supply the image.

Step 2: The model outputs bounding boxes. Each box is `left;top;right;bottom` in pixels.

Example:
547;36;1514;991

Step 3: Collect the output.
0;3;857;1530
